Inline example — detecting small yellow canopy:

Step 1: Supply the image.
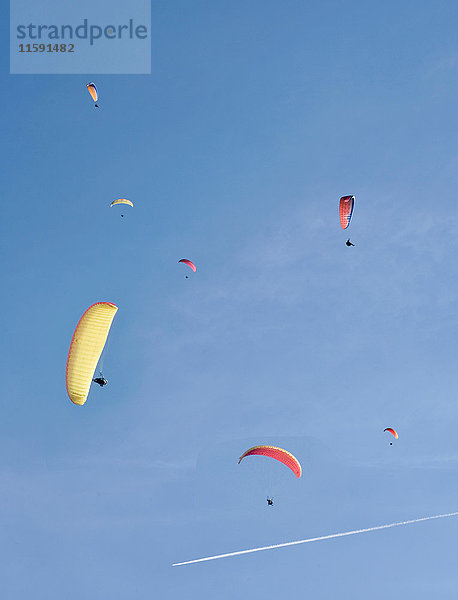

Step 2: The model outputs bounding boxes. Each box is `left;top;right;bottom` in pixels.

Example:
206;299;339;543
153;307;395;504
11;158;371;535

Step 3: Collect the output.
66;302;118;405
110;199;134;208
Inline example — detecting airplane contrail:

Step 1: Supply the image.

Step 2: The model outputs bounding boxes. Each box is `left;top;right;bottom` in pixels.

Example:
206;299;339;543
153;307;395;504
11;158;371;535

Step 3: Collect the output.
172;510;458;566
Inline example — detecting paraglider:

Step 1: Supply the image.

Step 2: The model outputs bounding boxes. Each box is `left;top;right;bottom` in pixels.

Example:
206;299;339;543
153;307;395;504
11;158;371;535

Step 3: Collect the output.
346;239;355;247
384;428;398;445
238;445;302;478
92;374;108;387
178;259;196;278
339;195;355;230
110;199;133;218
87;82;99;108
66;302;118;405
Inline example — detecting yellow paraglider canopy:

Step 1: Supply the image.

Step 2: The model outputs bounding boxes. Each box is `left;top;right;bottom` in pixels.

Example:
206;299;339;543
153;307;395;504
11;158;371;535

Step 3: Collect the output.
110;199;134;208
66;302;118;405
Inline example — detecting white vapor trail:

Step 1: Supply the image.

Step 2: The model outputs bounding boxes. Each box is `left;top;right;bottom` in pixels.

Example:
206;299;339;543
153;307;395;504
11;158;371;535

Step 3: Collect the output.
172;511;458;566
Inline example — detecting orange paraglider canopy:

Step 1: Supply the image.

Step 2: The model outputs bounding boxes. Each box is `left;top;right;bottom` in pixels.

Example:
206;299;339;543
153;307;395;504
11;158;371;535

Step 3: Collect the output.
238;445;302;478
86;82;98;103
339;195;355;229
384;428;398;439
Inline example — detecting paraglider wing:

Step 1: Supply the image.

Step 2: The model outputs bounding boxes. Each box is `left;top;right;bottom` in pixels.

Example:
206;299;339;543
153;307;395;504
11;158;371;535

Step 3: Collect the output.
238;445;302;478
178;259;197;272
87;82;98;103
384;428;399;439
110;199;134;208
66;302;118;406
339;195;355;229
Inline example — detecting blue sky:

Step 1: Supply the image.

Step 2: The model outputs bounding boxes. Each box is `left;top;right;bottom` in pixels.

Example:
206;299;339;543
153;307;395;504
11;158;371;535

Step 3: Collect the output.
2;0;458;597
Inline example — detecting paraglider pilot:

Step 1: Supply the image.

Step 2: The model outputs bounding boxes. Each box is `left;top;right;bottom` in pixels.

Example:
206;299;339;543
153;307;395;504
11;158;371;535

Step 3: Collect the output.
267;497;274;506
92;375;108;387
346;239;355;247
